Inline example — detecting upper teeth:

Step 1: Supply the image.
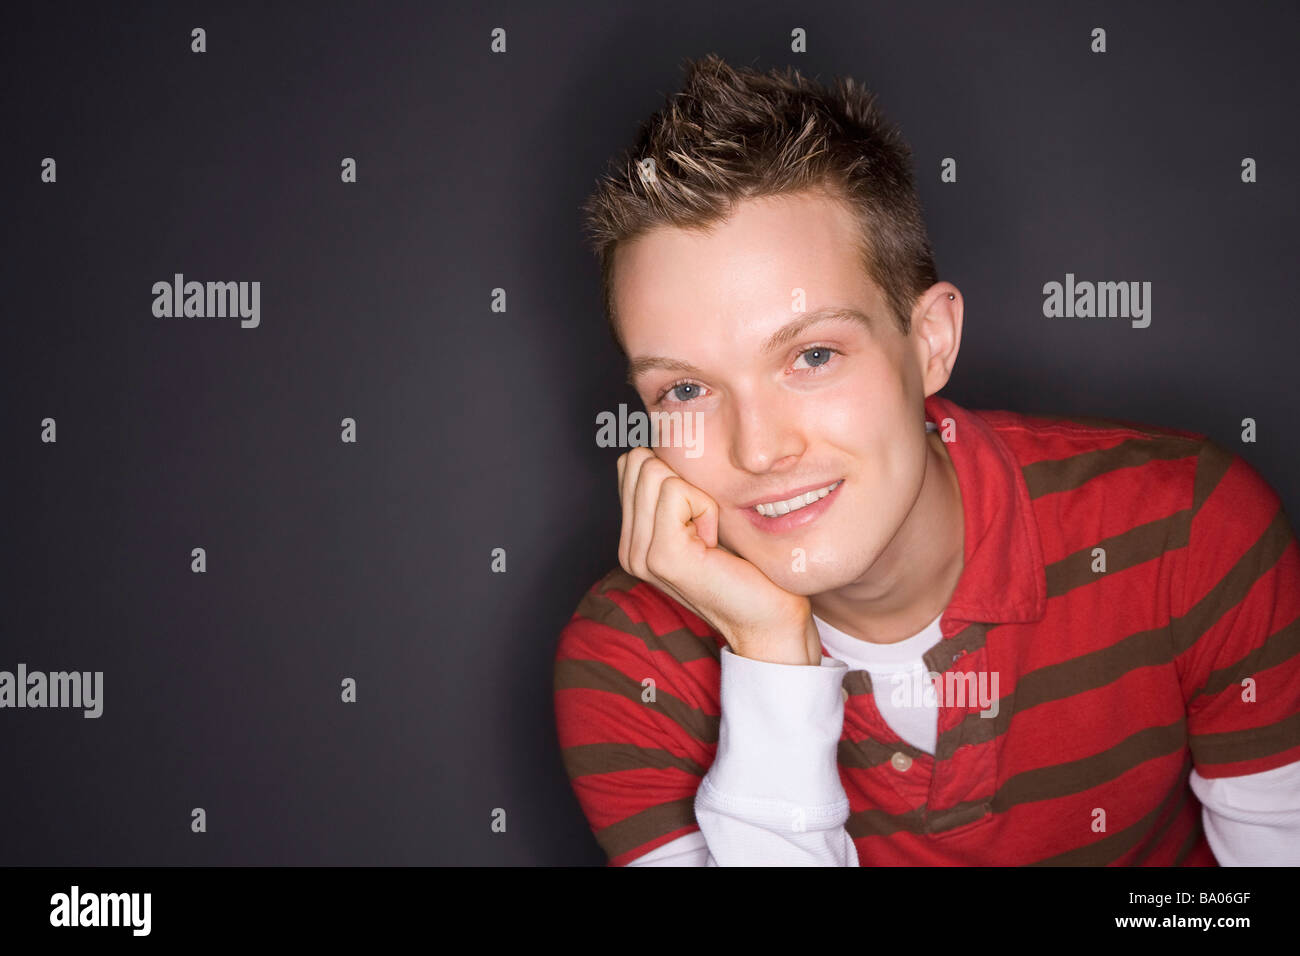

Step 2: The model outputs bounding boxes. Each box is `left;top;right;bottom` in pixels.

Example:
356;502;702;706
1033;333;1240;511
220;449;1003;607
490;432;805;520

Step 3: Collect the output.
754;480;842;517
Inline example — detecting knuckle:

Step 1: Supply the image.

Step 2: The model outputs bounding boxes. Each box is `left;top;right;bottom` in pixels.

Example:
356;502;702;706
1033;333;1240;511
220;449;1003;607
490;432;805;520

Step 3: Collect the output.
639;452;666;473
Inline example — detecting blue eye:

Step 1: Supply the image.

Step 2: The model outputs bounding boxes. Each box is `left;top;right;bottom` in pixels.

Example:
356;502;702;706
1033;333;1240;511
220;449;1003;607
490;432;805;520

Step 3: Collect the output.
790;343;842;374
654;346;841;405
799;348;833;368
670;383;701;402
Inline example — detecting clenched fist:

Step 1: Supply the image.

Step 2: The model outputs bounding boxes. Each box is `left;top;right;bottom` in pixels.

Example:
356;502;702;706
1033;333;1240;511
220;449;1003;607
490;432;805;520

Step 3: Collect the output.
616;446;822;666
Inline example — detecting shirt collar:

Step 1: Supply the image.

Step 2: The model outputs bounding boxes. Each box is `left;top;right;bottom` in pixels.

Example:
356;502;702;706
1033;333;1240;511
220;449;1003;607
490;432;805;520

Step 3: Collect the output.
924;393;1047;638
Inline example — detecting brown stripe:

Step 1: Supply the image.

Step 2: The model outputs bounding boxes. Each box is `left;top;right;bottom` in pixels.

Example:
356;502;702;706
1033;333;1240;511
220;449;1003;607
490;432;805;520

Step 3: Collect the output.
593;796;697;861
1021;435;1198;500
837;734;929;770
924;799;991;834
935;700;1000;760
845;798;994;838
1174;810;1204;865
846;804;927;839
993;719;1186;811
554;657;720;744
1017;622;1175;710
842;669;873;696
844;725;1188;843
936;618;1176;759
1189;440;1235;512
1188;708;1300;766
577;577;721;664
1131;773;1190;865
561;741;706;780
1025;754;1191;865
1044;511;1188;599
922;622;991;675
1173;508;1294;655
1192;615;1300;699
595;566;641;595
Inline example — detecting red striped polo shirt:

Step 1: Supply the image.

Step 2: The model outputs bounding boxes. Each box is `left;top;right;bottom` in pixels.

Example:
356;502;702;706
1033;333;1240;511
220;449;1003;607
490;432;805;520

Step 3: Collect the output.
553;393;1300;865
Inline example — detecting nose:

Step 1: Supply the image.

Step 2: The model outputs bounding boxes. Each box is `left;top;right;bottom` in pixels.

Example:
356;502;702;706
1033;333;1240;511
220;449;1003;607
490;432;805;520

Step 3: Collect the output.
727;384;804;474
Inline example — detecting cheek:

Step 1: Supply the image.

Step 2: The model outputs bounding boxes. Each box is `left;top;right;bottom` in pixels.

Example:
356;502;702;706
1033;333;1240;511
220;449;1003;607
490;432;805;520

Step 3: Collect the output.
812;357;900;419
803;381;893;448
652;448;717;498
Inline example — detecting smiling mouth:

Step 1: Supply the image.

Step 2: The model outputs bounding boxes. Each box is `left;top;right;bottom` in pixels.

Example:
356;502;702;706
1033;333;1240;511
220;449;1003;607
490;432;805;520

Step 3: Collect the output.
752;479;843;517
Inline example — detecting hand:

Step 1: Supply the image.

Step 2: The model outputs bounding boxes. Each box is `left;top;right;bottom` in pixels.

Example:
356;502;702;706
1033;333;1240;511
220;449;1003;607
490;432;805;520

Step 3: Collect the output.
616;446;822;666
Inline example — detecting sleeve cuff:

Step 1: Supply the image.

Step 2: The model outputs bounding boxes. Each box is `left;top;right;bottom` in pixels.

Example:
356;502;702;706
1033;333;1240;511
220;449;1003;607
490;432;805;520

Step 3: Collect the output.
697;645;850;828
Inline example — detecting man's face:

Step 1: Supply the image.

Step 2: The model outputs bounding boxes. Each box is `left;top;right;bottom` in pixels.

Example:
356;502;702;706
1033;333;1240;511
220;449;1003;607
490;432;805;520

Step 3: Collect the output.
615;189;949;597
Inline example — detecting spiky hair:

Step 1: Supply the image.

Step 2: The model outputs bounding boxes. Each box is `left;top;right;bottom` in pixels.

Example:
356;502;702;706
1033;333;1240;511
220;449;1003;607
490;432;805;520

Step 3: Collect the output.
581;53;939;354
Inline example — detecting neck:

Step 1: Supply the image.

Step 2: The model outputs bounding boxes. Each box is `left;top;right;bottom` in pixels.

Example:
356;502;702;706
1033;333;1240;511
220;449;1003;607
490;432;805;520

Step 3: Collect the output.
809;429;965;645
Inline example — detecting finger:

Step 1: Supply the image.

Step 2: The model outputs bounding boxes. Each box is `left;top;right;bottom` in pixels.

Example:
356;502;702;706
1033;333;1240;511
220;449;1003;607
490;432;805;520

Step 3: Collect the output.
642;507;710;617
618;447;653;574
645;476;721;620
647;478;739;632
617;451;633;571
627;454;672;579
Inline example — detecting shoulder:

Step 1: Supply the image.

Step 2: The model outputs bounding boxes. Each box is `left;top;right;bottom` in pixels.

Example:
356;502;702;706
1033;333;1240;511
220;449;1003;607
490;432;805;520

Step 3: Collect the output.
975;405;1206;465
974;406;1213;509
977;410;1293;612
555;566;725;686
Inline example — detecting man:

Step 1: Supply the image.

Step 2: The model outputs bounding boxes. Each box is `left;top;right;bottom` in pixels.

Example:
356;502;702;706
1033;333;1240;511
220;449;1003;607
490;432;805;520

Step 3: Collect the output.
554;53;1300;865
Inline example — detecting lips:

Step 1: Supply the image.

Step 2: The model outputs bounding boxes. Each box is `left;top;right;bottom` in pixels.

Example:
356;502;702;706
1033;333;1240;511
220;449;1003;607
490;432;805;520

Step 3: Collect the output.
739;478;846;534
748;481;847;512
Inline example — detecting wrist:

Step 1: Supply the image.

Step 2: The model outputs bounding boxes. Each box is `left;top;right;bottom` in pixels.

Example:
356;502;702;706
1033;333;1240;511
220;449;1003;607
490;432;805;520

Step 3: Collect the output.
733;613;820;666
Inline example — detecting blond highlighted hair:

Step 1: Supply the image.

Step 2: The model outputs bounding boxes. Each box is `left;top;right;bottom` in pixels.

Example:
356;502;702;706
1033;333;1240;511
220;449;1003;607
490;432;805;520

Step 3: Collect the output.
581;53;939;355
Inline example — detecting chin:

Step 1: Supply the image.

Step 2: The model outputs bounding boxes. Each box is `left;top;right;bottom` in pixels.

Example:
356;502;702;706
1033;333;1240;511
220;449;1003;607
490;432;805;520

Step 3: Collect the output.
793;552;879;596
757;562;840;598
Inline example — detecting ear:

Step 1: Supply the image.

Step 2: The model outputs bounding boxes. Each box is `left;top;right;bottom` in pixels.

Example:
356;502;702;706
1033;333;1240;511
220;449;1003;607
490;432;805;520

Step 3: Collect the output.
911;285;962;397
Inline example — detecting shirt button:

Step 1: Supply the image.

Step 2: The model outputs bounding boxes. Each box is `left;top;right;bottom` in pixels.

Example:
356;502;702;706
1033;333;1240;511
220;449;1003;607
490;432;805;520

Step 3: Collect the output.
890;752;913;772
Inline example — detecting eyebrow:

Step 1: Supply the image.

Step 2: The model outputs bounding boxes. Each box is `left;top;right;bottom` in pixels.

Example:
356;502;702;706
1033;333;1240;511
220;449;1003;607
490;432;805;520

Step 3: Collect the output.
625;306;873;385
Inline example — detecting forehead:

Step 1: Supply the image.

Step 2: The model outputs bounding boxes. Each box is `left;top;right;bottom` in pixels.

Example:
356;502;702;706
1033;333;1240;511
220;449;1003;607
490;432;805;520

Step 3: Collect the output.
612;190;881;354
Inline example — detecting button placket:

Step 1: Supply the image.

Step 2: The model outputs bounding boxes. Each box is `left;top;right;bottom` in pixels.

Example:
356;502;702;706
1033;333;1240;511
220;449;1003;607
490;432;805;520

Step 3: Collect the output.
839;669;928;806
926;642;998;830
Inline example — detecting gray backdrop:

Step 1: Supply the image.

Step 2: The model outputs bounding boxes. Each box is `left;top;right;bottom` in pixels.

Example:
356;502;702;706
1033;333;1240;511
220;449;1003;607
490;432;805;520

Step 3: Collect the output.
1;0;1296;865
